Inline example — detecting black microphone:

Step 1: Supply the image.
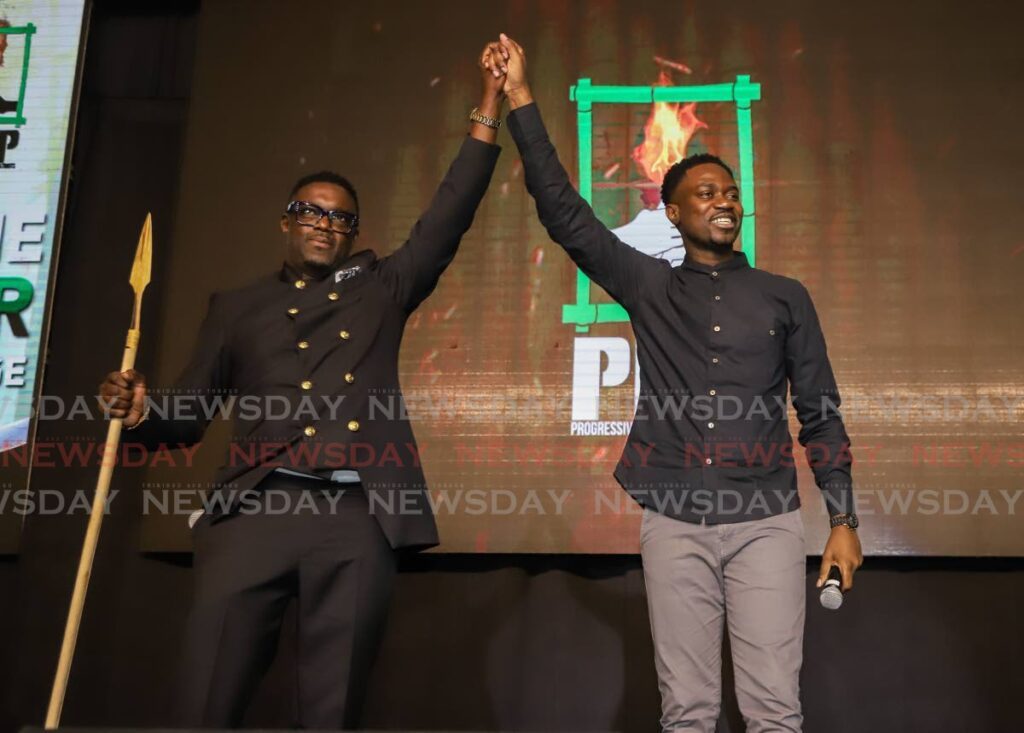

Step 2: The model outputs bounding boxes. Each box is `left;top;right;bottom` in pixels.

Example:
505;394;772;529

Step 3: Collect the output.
819;565;843;610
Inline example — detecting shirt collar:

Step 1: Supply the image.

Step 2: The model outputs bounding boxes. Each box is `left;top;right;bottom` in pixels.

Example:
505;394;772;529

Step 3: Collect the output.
680;250;750;274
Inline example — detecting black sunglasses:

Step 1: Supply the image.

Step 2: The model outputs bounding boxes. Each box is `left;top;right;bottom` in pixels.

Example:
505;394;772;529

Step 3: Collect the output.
286;201;359;234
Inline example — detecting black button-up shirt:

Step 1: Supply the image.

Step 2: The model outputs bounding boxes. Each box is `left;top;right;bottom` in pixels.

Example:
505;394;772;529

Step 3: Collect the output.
509;103;853;525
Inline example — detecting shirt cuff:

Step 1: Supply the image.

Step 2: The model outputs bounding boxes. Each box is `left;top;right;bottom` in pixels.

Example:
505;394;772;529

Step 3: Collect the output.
821;474;854;519
507;102;548;145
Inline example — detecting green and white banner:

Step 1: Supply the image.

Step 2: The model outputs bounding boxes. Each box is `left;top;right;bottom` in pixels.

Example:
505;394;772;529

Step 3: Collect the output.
0;0;86;450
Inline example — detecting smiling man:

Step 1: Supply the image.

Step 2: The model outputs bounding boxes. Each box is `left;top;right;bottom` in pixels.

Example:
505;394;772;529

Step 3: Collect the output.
98;43;507;729
490;34;862;732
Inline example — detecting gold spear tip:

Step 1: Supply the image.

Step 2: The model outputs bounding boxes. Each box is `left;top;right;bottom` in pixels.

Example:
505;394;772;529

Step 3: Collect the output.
130;213;152;295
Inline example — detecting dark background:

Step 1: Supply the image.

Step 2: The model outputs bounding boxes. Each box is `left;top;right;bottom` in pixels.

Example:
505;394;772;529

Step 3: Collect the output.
141;0;1024;555
1;2;1022;732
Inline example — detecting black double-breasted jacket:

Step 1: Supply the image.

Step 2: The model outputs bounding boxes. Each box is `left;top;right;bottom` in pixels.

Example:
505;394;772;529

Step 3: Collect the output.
131;135;500;549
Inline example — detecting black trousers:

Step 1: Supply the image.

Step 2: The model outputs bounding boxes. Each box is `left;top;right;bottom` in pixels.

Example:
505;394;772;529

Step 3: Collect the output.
177;473;396;728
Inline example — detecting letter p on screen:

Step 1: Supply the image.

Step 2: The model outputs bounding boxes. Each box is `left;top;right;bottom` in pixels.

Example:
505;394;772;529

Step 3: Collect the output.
571;337;632;421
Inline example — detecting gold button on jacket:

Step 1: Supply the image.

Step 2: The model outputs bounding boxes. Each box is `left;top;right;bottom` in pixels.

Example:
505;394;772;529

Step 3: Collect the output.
135;135;501;551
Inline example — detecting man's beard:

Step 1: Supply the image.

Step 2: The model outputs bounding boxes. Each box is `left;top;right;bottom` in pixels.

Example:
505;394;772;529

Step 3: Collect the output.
707;237;737;252
302;257;335;278
685;235;738;255
303;239;351;278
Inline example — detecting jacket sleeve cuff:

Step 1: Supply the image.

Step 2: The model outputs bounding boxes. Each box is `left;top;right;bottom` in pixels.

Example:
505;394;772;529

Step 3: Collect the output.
461;133;502;163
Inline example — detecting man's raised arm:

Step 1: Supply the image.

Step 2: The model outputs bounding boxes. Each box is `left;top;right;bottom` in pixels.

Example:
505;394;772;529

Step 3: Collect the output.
497;34;659;311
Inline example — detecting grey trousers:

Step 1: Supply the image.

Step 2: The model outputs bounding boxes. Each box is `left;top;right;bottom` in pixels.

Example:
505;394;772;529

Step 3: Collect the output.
640;508;806;733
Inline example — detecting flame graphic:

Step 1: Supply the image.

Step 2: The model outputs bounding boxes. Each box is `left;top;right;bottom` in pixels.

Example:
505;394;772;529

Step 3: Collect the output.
632;72;708;185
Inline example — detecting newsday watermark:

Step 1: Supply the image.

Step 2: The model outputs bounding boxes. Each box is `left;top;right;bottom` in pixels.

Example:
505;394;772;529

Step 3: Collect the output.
0;486;1020;518
4;438;1024;471
12;388;1024;425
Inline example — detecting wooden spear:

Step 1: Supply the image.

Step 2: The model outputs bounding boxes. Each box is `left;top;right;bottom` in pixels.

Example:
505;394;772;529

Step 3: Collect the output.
45;214;152;729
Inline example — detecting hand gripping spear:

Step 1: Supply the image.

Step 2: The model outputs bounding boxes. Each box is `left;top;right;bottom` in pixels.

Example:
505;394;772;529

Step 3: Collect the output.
45;214;152;729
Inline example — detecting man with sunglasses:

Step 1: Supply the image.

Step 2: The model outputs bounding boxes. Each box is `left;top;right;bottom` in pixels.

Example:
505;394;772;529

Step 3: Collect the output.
98;43;507;728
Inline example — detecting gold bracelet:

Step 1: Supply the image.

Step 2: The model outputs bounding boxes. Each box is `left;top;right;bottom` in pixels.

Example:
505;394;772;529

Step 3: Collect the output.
469;107;501;129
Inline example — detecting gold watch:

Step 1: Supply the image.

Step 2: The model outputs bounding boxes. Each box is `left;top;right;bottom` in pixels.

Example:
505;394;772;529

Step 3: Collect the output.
469;107;501;129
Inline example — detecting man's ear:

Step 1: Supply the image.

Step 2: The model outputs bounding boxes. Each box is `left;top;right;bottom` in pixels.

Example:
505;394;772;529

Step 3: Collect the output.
280;214;290;233
665;203;680;226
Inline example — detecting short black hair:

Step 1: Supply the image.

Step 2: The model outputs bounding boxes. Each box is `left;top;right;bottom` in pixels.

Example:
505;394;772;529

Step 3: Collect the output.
288;171;359;213
660;153;735;205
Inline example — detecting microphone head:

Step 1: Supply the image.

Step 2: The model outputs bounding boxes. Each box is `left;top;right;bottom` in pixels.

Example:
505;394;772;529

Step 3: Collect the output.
819;584;844;610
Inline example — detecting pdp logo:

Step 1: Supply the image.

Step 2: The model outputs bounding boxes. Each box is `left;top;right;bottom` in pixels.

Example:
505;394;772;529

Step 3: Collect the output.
559;75;760;439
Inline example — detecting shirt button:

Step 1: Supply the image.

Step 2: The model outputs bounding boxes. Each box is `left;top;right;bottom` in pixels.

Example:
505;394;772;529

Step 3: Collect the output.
300;380;313;390
287;307;299;316
708;422;715;429
339;330;351;340
344;372;355;384
714;295;721;301
328;292;340;301
705;457;713;465
713;325;721;332
709;389;717;396
769;329;776;336
712;357;719;364
298;340;309;350
711;271;719;277
294;280;306;290
347;420;360;432
304;426;317;437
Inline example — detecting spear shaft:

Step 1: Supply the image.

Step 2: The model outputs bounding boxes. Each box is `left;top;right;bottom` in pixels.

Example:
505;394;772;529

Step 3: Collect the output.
45;214;152;729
